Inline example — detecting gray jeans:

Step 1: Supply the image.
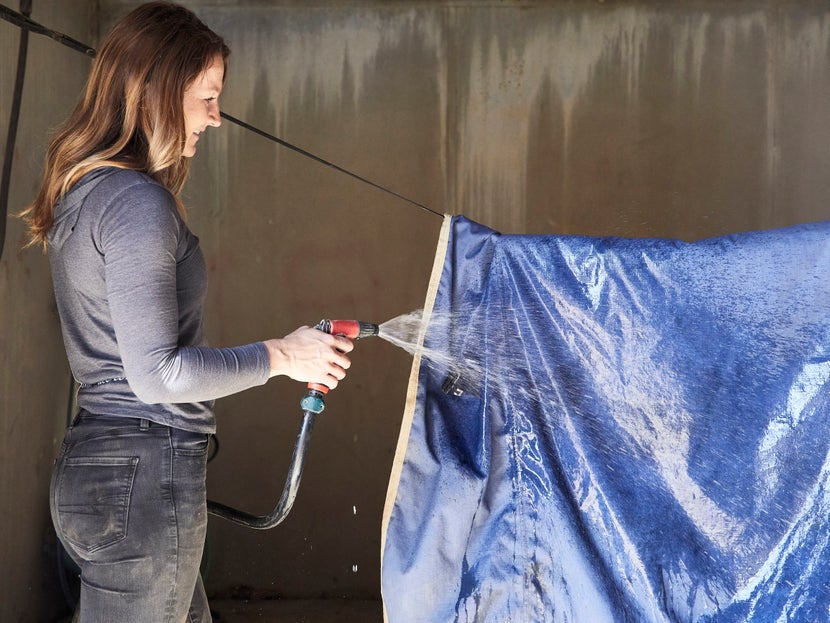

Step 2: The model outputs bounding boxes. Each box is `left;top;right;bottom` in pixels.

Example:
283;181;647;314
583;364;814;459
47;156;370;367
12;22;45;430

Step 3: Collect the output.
50;411;212;623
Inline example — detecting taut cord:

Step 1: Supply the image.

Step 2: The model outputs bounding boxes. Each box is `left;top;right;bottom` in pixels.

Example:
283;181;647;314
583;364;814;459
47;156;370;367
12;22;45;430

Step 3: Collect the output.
0;3;443;264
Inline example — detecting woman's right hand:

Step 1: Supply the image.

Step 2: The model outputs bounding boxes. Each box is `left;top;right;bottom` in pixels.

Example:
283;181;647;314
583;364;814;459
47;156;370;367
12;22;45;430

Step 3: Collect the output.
263;326;354;389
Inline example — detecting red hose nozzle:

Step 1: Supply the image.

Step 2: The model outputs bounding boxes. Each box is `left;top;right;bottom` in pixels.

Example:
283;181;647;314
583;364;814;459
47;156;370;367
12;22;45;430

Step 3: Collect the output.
314;319;379;340
305;319;379;396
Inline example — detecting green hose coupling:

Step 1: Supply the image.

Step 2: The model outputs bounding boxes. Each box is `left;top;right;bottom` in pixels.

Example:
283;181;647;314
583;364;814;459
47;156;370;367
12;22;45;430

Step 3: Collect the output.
300;390;326;414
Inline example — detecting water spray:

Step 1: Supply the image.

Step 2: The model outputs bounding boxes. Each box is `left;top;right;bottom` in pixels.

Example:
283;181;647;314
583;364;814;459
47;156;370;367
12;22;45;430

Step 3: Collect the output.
379;309;482;398
207;319;379;530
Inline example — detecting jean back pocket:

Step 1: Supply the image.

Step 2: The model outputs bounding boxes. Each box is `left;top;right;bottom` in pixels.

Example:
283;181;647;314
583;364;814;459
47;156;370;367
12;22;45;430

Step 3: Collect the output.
57;456;139;553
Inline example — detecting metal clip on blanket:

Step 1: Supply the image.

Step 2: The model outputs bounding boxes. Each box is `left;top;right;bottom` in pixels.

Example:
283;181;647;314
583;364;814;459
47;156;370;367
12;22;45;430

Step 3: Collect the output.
206;319;379;529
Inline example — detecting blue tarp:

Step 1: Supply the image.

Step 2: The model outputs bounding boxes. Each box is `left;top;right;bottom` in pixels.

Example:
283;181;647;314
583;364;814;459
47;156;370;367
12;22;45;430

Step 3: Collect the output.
382;215;830;623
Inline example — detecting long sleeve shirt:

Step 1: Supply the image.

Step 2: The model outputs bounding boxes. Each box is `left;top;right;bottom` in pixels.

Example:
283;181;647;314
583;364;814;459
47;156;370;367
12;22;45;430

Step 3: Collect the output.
47;167;270;433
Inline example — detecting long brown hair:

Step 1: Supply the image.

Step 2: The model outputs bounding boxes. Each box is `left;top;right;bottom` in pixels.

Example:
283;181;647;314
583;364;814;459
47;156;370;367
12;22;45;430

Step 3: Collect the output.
21;1;229;249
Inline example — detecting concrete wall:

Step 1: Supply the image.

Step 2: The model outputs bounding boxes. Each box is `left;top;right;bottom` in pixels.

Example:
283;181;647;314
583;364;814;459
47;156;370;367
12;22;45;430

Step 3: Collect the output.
3;0;830;619
0;2;97;621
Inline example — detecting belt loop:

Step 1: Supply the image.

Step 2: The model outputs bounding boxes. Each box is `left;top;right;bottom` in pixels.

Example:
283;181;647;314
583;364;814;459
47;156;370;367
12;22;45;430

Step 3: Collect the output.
139;418;150;430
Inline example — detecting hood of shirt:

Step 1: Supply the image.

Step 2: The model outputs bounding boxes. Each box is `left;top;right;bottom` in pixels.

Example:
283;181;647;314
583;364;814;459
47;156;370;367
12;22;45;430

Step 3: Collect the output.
47;167;118;251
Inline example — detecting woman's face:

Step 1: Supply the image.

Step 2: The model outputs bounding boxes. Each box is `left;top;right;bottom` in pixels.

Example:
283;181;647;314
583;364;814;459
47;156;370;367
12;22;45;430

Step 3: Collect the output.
182;54;224;158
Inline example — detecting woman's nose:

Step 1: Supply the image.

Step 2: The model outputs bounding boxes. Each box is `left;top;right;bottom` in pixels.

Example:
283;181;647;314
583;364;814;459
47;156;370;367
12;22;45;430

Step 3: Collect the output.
208;102;221;127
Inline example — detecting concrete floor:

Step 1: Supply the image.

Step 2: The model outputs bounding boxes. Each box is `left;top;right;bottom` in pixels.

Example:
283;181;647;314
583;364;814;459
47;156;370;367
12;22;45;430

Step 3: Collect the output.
210;599;383;623
57;599;382;622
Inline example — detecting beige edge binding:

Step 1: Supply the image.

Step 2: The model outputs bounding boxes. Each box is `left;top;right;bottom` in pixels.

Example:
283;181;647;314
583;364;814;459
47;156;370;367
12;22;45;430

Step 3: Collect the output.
379;214;452;622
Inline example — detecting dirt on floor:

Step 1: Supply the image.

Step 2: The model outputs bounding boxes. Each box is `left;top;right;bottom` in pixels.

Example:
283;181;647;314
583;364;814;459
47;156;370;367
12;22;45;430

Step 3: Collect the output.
210;599;384;623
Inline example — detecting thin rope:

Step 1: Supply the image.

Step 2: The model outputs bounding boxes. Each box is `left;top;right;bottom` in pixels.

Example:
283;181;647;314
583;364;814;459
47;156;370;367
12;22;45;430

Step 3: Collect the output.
0;4;95;57
0;4;444;220
220;112;443;218
0;1;33;262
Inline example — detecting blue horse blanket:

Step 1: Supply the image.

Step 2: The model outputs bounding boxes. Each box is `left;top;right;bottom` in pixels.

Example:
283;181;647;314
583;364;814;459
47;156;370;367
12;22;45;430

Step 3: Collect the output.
382;215;830;623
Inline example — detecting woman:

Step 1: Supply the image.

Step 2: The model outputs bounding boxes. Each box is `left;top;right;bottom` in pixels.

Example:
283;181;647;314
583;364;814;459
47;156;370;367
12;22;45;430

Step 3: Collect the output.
20;2;353;621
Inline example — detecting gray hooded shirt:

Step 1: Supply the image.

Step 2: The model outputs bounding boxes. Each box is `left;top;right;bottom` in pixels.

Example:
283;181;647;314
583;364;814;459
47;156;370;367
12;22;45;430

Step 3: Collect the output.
48;167;270;433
